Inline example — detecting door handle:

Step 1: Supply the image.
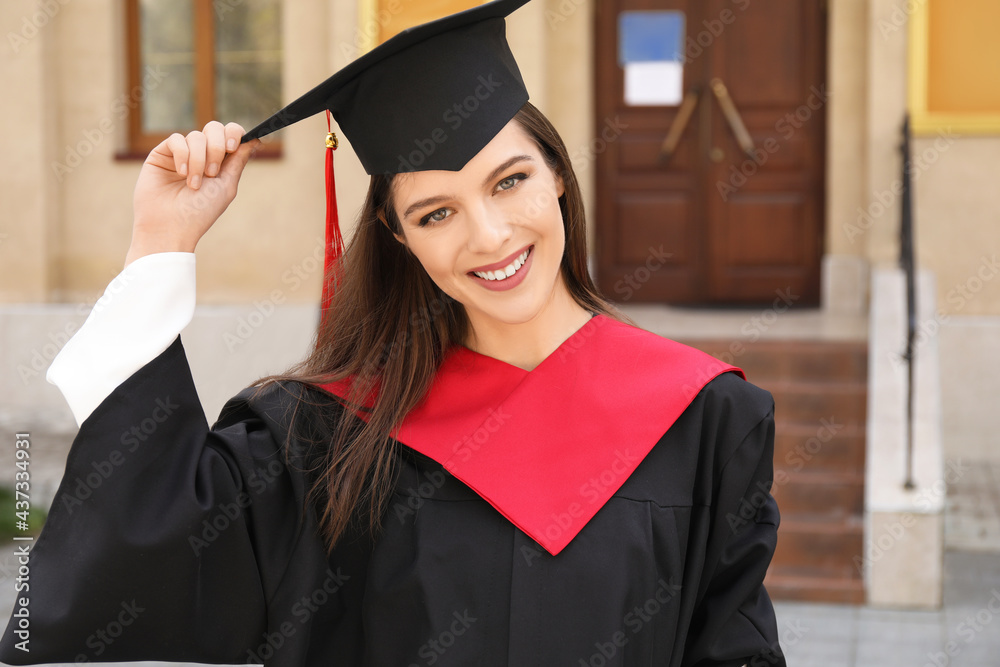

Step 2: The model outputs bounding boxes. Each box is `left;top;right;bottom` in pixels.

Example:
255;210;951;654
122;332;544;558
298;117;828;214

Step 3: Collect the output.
659;87;701;164
710;78;756;157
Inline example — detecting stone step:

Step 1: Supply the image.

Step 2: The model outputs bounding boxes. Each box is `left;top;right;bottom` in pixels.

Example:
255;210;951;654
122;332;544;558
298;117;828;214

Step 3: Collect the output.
772;471;864;519
764;379;867;426
677;340;867;383
769;518;865;581
763;572;866;604
773;422;866;475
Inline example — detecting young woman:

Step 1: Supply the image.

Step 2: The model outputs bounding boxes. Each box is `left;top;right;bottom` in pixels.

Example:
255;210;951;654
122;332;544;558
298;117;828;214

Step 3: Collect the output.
0;2;785;666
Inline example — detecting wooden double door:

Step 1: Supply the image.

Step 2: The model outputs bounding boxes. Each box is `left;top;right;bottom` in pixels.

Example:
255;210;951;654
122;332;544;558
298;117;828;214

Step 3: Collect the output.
595;0;827;305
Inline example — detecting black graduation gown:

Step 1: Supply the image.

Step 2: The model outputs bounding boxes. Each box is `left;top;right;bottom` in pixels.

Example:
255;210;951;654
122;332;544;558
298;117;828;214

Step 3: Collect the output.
0;337;785;667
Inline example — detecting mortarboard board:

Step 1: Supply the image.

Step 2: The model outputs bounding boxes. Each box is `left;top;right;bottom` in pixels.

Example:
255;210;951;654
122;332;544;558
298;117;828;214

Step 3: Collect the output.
241;0;533;313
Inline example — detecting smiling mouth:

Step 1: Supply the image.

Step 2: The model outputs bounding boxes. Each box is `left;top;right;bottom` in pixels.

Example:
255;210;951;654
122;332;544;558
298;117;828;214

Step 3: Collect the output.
470;247;532;281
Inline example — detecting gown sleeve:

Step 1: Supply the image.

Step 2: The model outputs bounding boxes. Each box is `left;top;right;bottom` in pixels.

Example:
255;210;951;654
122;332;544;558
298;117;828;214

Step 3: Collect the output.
0;337;305;664
47;251;197;427
0;254;310;664
683;385;786;667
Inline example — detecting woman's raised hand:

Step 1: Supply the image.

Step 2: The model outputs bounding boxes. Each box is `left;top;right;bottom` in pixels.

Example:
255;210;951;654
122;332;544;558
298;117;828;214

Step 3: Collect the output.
127;121;260;266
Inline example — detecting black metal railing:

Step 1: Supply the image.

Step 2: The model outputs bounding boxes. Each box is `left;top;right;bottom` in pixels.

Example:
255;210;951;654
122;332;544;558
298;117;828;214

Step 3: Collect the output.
899;114;916;491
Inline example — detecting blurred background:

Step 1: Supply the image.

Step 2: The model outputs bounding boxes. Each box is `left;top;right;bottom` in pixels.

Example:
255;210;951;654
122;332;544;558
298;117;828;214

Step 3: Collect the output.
1;0;998;664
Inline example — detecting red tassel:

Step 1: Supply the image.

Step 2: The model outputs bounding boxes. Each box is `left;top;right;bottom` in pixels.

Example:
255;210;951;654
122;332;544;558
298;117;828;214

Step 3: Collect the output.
322;110;343;316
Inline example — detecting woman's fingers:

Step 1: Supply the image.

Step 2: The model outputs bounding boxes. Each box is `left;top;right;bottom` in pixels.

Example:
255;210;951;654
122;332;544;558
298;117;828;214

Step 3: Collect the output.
166;133;189;177
224;122;245;153
185;130;208;189
202;120;227;178
152;122;250;189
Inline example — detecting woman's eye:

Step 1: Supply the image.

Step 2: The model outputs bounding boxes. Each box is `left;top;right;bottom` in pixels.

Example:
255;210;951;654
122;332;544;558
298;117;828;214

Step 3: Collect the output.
417;174;527;226
420;208;450;226
496;173;527;192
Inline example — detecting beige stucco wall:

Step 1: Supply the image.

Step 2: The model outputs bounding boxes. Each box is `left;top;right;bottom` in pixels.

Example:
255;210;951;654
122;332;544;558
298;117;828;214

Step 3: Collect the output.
861;0;908;269
826;0;869;260
541;0;596;242
912;137;1000;317
0;0;57;303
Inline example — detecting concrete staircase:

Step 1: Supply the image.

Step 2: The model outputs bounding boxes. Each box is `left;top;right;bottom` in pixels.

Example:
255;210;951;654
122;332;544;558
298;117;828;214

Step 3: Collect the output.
679;339;868;604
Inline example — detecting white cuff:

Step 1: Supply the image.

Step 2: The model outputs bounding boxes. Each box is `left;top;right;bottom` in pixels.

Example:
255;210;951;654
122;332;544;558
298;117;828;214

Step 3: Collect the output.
47;252;197;427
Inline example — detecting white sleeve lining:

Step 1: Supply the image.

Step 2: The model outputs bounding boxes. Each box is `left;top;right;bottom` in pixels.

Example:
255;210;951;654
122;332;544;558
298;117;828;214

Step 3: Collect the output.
47;252;197;427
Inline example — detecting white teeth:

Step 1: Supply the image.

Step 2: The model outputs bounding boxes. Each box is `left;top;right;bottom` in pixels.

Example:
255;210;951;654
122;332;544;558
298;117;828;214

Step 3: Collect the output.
473;249;530;281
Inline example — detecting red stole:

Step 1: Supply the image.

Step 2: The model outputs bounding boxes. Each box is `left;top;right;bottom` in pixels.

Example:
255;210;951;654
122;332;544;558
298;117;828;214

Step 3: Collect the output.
320;315;742;555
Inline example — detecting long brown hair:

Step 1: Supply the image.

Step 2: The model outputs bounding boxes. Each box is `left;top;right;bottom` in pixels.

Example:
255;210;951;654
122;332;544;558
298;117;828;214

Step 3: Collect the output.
261;101;625;552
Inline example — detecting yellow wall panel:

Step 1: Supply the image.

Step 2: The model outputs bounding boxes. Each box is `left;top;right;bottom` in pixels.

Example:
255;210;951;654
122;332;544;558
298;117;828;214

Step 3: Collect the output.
927;0;1000;113
377;0;482;43
909;0;1000;134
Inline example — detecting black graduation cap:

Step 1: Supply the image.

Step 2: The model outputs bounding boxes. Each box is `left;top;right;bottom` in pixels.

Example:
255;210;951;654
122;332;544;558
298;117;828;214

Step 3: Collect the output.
243;0;531;174
241;0;532;313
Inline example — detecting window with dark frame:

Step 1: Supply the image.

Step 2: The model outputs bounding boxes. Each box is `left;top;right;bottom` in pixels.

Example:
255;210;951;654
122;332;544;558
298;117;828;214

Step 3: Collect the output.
123;0;282;157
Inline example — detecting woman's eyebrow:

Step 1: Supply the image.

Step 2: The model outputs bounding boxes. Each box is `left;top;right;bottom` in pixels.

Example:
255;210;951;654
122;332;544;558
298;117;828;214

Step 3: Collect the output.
482;154;534;189
401;154;535;221
402;194;452;221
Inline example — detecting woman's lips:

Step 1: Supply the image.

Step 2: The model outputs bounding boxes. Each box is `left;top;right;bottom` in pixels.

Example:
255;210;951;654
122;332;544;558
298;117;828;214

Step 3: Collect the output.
468;246;533;292
468;244;533;274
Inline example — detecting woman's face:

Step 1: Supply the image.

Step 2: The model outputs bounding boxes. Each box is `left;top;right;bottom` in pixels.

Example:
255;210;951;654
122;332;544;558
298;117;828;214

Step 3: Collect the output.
391;119;568;330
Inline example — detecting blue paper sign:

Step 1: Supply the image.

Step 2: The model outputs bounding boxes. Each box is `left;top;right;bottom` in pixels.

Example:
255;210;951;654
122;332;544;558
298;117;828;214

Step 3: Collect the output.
618;11;685;65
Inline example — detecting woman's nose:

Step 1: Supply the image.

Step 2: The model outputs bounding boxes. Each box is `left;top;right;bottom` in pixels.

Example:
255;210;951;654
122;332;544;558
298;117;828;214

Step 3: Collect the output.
465;203;513;254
